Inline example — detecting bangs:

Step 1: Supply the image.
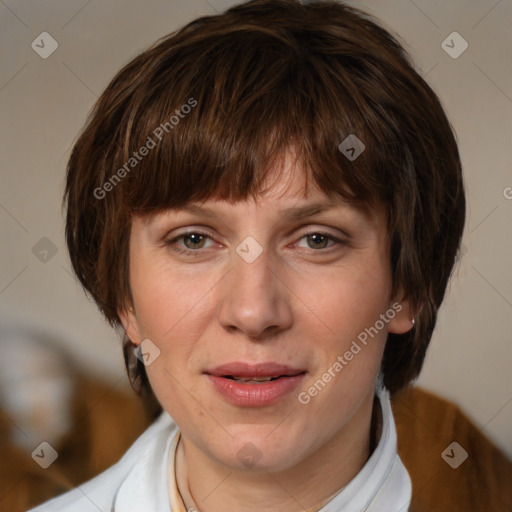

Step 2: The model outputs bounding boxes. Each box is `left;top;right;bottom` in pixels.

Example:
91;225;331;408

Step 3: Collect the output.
105;24;401;216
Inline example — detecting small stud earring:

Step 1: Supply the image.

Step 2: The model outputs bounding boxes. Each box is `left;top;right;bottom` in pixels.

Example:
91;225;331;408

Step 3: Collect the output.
411;318;415;325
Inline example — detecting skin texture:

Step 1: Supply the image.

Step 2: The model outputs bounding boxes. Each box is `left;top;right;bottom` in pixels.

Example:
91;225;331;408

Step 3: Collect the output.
119;150;414;512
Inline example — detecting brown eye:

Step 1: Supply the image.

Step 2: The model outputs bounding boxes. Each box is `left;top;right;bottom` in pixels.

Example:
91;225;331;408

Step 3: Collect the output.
305;233;330;249
182;233;207;249
297;231;346;252
166;230;216;255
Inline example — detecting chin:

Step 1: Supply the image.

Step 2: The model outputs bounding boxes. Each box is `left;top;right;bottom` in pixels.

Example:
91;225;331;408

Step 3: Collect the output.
215;428;308;473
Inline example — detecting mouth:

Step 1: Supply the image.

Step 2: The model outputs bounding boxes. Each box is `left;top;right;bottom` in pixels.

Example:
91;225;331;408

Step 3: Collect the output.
205;362;306;380
204;362;307;406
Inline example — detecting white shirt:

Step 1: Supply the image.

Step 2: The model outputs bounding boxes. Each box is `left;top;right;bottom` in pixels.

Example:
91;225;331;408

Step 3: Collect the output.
28;386;411;512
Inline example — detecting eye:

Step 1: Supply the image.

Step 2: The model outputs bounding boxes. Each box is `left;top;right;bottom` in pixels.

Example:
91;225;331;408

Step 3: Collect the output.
166;231;216;255
296;230;346;251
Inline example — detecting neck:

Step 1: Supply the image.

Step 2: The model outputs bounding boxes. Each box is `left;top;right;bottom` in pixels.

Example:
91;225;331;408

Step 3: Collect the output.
175;388;381;512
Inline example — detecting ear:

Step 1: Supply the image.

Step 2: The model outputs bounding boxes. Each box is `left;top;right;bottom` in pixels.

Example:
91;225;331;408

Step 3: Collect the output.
118;303;143;346
387;291;420;335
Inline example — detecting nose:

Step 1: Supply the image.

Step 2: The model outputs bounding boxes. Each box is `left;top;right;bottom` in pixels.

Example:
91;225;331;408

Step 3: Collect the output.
217;245;293;339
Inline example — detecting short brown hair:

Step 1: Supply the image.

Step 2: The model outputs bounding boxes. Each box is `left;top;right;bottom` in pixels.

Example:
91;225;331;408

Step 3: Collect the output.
64;0;465;405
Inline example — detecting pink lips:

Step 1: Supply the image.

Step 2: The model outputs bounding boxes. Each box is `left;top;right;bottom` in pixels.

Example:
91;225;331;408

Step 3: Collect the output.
204;362;306;407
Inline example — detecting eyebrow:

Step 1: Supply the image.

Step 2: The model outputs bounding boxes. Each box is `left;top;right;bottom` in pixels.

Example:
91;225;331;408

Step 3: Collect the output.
180;201;344;220
281;202;343;220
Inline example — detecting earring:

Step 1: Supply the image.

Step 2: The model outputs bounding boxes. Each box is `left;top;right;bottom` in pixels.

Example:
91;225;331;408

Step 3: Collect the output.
411;318;415;325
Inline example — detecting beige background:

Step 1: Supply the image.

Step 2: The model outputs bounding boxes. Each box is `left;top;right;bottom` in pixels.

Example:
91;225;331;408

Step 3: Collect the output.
1;0;511;459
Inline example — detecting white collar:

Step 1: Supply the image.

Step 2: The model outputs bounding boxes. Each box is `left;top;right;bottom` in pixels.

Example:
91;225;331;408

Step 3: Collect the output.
113;410;177;512
113;386;411;512
316;386;411;511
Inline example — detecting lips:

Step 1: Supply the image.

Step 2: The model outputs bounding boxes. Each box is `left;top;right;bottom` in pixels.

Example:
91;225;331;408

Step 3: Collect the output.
205;362;306;380
204;362;306;407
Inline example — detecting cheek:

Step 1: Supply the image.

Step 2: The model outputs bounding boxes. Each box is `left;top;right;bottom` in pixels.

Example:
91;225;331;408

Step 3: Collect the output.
132;265;210;428
296;258;391;399
127;263;210;409
130;257;211;341
300;259;392;344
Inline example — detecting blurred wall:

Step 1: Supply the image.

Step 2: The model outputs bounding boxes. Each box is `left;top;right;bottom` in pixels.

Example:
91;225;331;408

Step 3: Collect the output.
1;0;511;459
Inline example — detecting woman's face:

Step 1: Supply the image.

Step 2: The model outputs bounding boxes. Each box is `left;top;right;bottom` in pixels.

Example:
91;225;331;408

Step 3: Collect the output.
120;151;412;473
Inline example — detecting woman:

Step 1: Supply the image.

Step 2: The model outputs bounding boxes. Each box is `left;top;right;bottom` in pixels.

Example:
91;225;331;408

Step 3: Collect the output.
30;0;465;510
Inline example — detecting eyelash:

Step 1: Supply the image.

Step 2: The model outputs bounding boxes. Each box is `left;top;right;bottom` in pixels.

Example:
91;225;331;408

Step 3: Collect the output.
166;229;347;256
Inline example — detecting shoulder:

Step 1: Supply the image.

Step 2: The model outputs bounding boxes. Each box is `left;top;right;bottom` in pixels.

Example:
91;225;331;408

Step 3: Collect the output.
27;412;176;512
